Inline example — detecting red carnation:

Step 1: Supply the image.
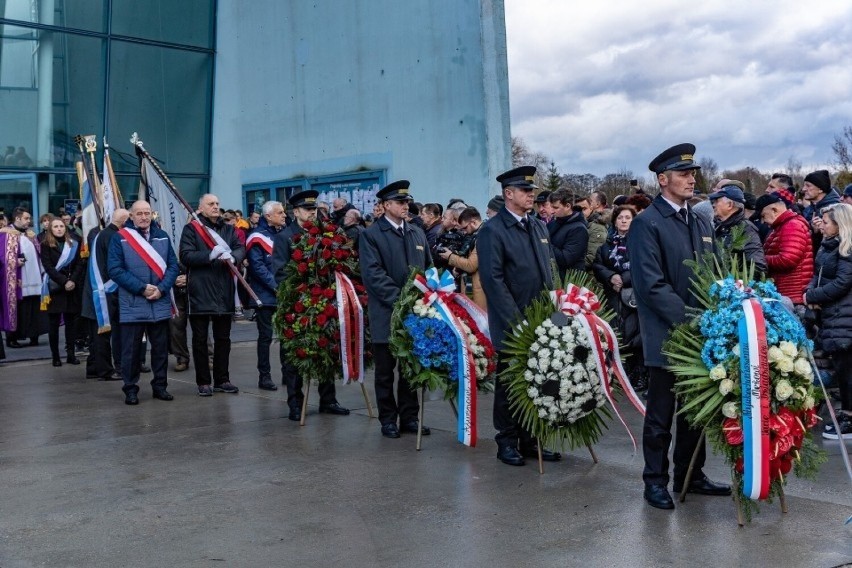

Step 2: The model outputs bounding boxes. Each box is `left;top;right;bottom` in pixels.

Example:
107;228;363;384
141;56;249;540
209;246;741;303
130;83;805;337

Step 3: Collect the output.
317;314;327;326
294;301;305;313
318;267;329;276
323;288;335;299
309;226;321;236
318;336;329;348
355;284;365;293
292;249;304;261
284;313;296;324
283;328;295;340
297;283;308;292
322;249;332;260
296;348;307;358
292;234;302;243
300;316;309;327
326;223;338;232
297;262;308;274
334;250;348;260
311;286;323;298
334;234;347;244
324;304;336;317
321;237;333;247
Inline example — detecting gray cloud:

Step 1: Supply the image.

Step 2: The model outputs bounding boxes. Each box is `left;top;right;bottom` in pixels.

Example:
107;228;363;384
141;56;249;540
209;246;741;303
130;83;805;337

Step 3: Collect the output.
506;0;852;180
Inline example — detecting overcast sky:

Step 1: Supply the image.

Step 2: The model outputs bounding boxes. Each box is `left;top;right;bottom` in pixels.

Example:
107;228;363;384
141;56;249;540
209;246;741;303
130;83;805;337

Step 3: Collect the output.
505;0;852;182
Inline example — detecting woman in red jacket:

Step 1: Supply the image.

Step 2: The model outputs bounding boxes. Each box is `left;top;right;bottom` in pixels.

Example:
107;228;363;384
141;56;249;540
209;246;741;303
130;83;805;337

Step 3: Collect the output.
757;193;814;307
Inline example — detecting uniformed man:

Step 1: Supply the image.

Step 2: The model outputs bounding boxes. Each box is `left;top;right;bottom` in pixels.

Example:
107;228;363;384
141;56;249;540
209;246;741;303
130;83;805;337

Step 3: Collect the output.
272;190;349;421
629;143;731;509
477;166;561;466
360;180;432;438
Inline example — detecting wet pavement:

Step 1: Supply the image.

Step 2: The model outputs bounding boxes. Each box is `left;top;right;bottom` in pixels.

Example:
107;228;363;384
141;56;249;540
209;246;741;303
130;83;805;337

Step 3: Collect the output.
0;323;850;567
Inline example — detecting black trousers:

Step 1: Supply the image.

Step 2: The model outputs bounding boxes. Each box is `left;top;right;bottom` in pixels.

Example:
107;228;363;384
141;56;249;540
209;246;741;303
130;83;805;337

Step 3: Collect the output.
372;343;418;426
255;307;279;379
833;350;852;411
189;314;232;386
48;312;78;358
493;354;533;449
85;295;121;378
120;320;168;394
642;366;706;486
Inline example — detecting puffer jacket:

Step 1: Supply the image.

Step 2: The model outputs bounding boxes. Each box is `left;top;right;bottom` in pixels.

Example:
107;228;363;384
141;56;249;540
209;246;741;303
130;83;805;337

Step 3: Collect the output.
764;209;814;302
805;238;852;352
107;222;179;323
585;209;610;269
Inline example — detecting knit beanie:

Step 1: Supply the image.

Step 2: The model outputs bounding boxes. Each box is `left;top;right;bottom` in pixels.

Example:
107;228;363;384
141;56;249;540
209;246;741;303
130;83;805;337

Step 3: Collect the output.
804;169;831;194
487;195;505;212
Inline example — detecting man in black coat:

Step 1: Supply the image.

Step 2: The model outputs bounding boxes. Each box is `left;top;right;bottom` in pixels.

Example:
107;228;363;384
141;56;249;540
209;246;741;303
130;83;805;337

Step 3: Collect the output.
629;143;731;510
271;190;349;421
360;180;432;438
477;166;560;466
81;208;129;380
178;194;245;397
709;183;767;276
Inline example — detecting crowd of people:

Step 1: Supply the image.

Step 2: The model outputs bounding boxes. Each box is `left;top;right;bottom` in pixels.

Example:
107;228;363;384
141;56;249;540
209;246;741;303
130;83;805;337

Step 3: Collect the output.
1;142;851;512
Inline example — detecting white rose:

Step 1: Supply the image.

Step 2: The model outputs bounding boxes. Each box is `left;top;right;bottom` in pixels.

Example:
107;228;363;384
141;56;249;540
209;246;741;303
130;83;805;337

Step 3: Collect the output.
538;348;551;360
527;387;538;398
776;357;794;374
524;370;534;382
767;346;783;363
548;326;560;337
709;365;727;381
549;339;560;349
527;358;537;369
542;319;553;329
794;358;812;377
535;327;546;337
538;408;548;418
722;402;739;418
804;396;816;410
779;341;797;358
732;344;741;357
775;379;794;401
719;379;734;396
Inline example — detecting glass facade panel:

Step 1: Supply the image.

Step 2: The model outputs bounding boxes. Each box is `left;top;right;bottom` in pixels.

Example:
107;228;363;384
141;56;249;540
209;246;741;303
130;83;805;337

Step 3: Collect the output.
0;26;105;169
108;41;212;175
110;0;214;48
0;1;106;33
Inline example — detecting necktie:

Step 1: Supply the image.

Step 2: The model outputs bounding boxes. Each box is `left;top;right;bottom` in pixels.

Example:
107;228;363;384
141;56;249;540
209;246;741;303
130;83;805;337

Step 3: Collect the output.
520;217;529;232
398;226;405;238
677;208;688;224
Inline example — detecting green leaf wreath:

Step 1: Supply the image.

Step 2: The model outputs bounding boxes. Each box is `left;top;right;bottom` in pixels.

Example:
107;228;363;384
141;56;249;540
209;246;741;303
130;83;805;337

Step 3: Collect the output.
664;231;826;522
501;269;622;451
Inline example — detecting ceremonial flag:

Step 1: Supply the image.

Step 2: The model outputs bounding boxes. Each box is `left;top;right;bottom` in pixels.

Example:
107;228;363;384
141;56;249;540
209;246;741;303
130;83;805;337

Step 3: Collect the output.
101;147;122;225
140;154;188;252
77;161;101;256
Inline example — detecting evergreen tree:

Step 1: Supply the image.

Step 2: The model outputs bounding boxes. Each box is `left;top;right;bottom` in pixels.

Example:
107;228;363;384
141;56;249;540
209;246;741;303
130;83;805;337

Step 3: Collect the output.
544;161;561;192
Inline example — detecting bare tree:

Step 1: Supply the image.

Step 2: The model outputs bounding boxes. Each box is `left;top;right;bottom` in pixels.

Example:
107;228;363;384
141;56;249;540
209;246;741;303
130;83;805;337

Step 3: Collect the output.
831;126;852;172
511;136;551;187
785;155;803;187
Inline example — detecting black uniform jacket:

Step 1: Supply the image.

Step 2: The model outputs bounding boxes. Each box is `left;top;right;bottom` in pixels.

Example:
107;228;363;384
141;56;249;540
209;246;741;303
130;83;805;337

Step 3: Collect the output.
477;206;555;350
359;216;431;343
628;195;715;367
179;215;245;316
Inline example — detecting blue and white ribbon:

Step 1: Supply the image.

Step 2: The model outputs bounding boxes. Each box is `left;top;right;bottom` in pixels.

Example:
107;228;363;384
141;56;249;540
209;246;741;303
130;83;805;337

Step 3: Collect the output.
90;231;117;333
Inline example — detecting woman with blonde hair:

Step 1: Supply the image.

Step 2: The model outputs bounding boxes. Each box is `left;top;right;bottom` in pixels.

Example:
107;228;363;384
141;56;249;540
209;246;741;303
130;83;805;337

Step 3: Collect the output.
804;203;852;439
40;218;84;366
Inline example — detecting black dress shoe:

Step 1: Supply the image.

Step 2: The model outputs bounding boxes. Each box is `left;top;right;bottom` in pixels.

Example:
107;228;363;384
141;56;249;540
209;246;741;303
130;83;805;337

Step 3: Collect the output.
400;421;430;435
496;445;526;466
66;355;80;365
153;390;174;401
7;340;23;348
139;364;151;373
673;474;732;496
520;445;562;461
103;371;122;381
52;357;62;367
258;376;278;391
125;391;139;405
318;402;350;415
28;338;39;347
288;408;302;421
644;484;675;509
381;423;401;438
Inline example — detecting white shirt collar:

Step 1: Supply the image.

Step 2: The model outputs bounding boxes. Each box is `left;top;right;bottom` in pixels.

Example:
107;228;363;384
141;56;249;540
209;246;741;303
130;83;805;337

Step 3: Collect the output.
661;194;688;218
385;217;404;231
505;208;527;223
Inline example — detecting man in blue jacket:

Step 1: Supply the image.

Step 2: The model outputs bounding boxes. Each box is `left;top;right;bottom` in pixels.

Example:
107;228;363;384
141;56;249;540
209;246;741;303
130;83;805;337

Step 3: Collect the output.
246;200;286;392
108;200;179;405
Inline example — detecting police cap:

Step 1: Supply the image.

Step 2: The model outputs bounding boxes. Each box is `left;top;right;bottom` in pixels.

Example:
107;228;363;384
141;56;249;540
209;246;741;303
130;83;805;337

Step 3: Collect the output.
289;189;319;210
496;166;538;190
648;143;701;175
376;180;413;202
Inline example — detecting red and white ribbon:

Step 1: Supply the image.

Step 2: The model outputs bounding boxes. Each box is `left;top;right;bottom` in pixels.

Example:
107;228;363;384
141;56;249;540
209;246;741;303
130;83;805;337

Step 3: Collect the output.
335;271;365;384
739;298;771;500
550;284;646;451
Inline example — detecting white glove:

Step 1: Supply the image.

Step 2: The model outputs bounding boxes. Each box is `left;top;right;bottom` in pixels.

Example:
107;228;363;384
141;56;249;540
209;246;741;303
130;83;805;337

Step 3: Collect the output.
219;252;235;263
209;244;227;260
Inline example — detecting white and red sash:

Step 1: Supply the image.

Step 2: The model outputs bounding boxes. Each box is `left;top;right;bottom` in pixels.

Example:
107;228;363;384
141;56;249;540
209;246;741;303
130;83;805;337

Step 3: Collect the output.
739;298;771;500
335;271;365;385
119;228;166;279
246;231;273;255
190;219;241;309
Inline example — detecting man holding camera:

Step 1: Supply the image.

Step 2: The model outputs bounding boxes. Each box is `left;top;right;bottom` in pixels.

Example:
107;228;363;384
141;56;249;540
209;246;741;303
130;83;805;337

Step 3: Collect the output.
437;207;485;309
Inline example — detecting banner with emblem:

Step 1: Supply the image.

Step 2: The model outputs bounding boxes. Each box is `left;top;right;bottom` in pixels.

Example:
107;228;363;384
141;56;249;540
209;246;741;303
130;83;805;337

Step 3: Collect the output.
140;155;188;253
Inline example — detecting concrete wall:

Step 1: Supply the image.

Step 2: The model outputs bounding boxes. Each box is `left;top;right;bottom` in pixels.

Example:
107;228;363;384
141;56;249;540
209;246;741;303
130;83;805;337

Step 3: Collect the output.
211;0;510;211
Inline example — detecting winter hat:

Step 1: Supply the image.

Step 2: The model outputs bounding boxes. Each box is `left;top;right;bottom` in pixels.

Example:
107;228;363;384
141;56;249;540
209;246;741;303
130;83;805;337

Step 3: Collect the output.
804;170;831;194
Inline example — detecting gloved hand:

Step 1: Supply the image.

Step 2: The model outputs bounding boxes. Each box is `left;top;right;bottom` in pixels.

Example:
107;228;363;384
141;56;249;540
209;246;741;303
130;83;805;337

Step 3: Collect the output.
209;244;227;260
219;252;235;263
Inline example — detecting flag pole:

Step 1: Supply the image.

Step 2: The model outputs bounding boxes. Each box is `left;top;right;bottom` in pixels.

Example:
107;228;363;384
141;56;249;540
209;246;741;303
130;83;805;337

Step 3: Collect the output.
74;135;105;229
130;132;263;308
